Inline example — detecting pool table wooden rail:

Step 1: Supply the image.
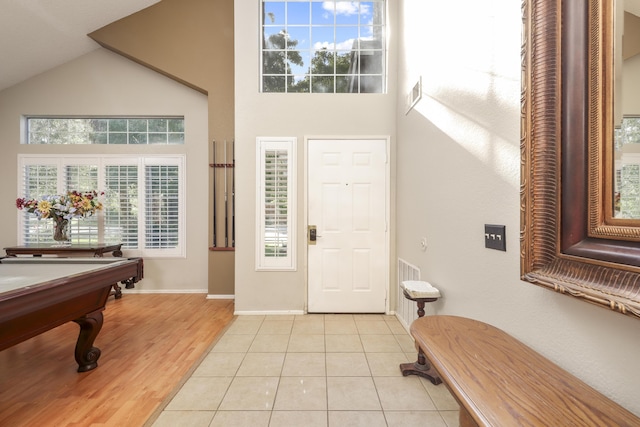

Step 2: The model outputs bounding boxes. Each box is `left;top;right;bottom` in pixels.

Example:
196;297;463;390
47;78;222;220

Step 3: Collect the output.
4;243;123;258
0;258;143;372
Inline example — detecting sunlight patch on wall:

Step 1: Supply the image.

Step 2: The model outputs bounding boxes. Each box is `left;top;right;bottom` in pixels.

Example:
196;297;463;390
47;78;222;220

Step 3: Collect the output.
414;92;519;185
400;0;521;184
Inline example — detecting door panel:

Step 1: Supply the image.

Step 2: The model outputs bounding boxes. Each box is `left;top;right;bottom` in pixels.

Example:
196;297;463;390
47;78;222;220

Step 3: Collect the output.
307;139;387;313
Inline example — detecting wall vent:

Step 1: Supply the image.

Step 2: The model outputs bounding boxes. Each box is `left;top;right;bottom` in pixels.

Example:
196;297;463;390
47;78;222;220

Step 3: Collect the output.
406;77;422;114
396;258;421;331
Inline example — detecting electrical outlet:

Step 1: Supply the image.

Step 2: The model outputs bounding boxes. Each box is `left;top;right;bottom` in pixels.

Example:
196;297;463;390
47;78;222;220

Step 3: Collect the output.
420;237;427;251
484;224;506;251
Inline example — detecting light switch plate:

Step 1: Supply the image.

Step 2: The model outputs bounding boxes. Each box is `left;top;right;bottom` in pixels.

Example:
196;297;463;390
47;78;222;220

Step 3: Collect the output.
485;224;506;251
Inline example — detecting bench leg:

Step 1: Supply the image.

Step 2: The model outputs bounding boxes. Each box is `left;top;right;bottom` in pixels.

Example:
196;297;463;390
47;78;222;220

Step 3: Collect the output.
399;298;442;385
399;348;443;385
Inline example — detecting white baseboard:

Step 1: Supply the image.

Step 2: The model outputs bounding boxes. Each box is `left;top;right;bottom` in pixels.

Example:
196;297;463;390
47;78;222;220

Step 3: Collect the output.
207;294;235;300
123;289;208;294
234;310;305;316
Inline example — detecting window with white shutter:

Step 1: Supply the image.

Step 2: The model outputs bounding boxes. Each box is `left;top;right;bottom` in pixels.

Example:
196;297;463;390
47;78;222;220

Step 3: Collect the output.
105;164;139;248
256;137;296;270
65;163;100;244
145;163;180;250
18;154;185;257
20;162;59;243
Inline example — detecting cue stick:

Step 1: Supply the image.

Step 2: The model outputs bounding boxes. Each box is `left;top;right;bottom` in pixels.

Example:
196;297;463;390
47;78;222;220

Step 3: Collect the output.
212;140;217;247
224;140;229;247
232;139;235;248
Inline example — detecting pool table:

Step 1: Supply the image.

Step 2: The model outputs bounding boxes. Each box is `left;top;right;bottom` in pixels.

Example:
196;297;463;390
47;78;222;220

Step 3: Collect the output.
0;257;143;372
4;243;123;258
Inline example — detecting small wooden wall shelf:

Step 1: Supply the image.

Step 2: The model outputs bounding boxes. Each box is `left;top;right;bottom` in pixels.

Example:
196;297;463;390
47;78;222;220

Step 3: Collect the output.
209;247;235;252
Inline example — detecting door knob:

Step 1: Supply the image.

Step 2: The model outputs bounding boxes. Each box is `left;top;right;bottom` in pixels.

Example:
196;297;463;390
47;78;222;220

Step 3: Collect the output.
308;225;322;244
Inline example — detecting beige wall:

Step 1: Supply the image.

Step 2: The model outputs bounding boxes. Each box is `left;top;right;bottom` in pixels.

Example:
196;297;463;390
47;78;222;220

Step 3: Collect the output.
90;0;235;296
232;1;398;313
623;54;640;114
395;0;640;416
0;49;209;292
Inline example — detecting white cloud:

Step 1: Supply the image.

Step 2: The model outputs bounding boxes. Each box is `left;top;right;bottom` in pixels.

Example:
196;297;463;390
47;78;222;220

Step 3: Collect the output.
313;38;357;50
322;1;370;16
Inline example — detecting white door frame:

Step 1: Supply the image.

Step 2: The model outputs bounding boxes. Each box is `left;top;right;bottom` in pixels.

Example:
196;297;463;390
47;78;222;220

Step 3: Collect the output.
303;136;391;314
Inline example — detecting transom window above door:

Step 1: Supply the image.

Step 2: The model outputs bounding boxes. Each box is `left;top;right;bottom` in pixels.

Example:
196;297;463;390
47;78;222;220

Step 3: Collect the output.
261;0;386;94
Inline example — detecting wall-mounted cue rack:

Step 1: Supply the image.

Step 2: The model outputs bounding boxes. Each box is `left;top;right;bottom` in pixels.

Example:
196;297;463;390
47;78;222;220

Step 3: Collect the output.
209;139;235;251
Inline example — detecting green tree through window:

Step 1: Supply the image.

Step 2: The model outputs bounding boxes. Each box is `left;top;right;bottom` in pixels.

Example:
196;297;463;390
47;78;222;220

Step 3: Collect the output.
262;28;305;92
261;1;385;93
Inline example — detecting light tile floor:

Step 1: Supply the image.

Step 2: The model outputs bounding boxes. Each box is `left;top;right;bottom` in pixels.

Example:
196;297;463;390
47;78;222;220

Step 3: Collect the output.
151;314;460;427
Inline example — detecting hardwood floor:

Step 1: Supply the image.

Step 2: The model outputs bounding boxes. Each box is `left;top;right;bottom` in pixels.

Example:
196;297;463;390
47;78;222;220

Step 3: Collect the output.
0;294;235;427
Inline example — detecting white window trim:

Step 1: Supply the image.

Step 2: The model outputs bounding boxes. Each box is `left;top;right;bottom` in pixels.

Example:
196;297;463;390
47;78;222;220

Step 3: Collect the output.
259;0;387;94
17;154;186;258
255;137;297;270
23;116;185;145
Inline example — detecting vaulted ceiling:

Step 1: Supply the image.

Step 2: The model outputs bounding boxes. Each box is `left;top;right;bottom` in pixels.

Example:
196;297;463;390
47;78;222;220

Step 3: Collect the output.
0;0;160;92
3;1;640;95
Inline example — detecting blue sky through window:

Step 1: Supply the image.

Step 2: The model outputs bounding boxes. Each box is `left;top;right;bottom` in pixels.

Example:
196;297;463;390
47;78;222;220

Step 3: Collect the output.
262;1;384;93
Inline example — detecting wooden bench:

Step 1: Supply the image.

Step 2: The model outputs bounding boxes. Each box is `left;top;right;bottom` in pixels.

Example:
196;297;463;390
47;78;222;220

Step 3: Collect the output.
410;315;640;427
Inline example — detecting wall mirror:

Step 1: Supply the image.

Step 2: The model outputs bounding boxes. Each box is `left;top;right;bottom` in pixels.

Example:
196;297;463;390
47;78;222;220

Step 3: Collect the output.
612;2;640;220
521;0;640;319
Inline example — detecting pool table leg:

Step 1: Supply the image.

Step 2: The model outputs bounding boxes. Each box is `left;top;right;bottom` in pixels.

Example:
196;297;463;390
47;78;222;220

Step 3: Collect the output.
73;311;103;372
111;283;123;299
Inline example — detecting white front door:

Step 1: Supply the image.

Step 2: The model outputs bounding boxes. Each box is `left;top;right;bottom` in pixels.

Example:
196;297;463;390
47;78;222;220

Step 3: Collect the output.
307;138;388;313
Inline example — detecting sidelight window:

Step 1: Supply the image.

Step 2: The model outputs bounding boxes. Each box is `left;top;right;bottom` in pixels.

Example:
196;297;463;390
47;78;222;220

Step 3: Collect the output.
256;137;297;270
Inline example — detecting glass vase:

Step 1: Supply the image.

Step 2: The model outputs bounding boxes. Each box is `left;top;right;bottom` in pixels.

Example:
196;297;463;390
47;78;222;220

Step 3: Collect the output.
53;218;71;245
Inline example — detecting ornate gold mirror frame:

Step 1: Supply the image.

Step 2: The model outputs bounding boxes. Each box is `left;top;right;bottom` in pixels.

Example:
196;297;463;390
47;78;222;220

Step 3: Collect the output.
521;0;640;319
